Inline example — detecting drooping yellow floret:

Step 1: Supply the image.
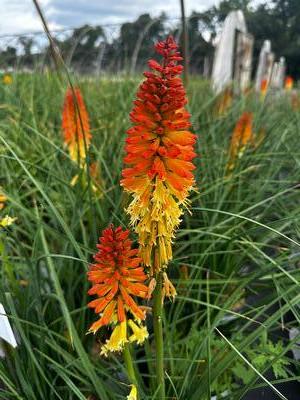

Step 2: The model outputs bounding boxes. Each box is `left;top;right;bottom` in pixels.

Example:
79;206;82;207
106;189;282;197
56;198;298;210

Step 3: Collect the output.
127;384;138;400
100;321;128;356
128;319;149;345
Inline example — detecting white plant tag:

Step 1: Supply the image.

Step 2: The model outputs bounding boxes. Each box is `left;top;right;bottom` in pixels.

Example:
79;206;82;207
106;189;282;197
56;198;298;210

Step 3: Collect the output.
0;303;17;348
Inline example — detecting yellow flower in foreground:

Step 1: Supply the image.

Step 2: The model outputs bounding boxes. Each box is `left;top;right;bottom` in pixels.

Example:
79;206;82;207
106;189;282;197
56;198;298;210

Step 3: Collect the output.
3;74;12;85
127;385;138;400
0;216;16;228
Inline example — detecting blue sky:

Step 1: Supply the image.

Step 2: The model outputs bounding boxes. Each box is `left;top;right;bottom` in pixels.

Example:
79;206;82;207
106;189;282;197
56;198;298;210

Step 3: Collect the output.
1;0;220;35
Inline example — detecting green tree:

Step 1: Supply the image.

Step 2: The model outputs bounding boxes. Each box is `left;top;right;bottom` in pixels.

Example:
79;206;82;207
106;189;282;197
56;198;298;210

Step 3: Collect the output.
117;13;166;71
58;24;106;71
0;46;17;68
19;37;35;67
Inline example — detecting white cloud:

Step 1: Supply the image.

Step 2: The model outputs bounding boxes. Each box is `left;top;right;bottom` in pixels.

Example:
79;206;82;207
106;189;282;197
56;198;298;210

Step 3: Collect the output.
0;0;219;36
0;0;59;35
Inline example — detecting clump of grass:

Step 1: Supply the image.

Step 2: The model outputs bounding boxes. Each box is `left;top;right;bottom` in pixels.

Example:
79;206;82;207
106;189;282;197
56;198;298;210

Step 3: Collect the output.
0;71;300;399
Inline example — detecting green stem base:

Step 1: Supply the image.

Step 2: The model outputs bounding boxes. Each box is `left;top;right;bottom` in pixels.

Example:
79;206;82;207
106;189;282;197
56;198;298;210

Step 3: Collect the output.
123;343;137;386
153;272;165;399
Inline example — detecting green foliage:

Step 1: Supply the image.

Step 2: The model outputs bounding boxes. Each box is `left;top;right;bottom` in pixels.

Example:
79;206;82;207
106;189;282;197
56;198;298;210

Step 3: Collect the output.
173;326;291;397
234;337;290;382
0;74;300;399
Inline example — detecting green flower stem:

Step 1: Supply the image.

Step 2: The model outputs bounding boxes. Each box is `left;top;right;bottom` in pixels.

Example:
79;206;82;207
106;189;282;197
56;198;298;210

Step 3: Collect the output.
153;271;165;399
123;342;138;387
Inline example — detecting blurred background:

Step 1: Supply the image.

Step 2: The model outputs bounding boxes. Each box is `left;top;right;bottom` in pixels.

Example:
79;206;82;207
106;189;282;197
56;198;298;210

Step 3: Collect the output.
1;0;300;78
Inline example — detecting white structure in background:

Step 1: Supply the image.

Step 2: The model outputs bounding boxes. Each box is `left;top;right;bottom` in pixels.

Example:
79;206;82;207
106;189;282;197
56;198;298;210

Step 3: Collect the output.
270;57;286;89
270;61;279;87
234;31;254;93
212;10;247;93
0;303;18;358
289;328;300;361
255;40;274;92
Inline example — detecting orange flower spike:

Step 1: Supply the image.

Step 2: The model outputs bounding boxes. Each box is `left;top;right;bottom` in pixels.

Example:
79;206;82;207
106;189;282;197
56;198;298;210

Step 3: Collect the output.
228;112;253;171
285;76;294;91
87;226;149;355
215;87;233;116
0;188;7;210
62;87;91;165
291;92;300;111
121;36;196;275
260;79;268;100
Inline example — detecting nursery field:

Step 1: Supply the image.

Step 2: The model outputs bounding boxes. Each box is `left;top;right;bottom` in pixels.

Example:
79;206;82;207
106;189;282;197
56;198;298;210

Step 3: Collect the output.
0;71;300;400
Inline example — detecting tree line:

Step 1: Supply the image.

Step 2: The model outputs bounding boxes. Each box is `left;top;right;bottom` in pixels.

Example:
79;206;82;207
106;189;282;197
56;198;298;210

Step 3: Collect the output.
0;0;299;77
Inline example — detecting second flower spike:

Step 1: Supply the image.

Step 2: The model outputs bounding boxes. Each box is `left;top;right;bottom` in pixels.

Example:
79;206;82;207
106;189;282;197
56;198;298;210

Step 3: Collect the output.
87;225;149;356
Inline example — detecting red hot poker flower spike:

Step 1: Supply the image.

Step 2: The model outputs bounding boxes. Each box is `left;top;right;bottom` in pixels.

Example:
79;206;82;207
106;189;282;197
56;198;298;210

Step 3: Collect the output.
285;76;294;91
62;87;91;165
87;225;148;334
121;36;196;274
260;79;268;99
227;111;253;171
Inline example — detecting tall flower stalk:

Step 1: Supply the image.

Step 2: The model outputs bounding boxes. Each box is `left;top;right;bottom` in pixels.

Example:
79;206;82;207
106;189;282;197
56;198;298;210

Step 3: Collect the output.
121;36;196;398
121;36;196;278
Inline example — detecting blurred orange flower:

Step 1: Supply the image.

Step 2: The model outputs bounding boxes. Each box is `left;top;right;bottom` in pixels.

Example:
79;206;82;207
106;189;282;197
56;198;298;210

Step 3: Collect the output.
228;112;253;171
260;79;268;99
285;76;294;91
62;87;91;165
0;189;7;210
215;87;233;116
291;92;300;110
